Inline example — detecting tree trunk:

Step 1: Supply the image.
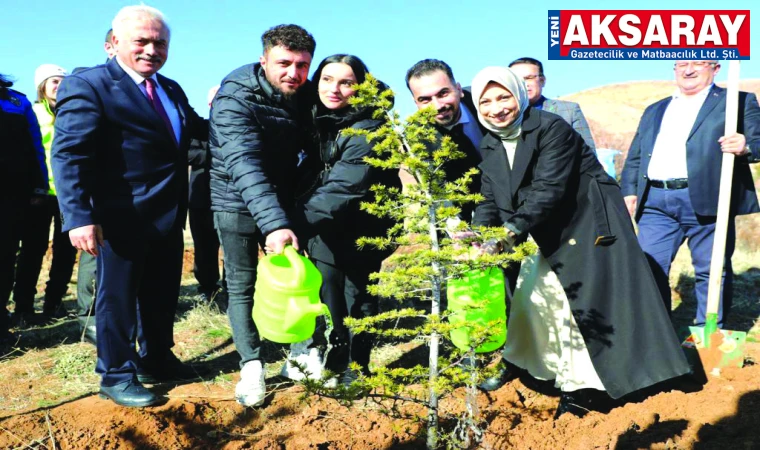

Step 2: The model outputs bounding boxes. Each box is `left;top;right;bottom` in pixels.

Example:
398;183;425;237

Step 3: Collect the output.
426;196;441;450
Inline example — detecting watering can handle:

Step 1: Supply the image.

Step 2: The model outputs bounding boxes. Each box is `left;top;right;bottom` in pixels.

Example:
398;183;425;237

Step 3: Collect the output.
283;245;306;286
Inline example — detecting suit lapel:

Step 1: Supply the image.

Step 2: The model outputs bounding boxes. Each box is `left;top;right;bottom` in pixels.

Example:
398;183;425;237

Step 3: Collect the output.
115;72;158;126
543;98;557;113
510;136;534;195
480;135;514;210
109;60;178;148
646;99;670;150
509;107;540;196
688;86;723;140
157;76;185;148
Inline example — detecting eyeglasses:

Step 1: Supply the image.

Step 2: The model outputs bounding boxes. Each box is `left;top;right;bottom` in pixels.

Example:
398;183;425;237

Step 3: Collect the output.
674;61;717;71
522;74;543;82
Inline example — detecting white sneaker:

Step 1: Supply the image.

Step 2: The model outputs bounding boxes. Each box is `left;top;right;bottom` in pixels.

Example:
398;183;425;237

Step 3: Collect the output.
235;360;266;407
281;340;325;382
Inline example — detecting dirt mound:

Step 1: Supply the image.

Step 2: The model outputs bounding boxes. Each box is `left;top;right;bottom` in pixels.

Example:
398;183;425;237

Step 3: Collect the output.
2;343;758;449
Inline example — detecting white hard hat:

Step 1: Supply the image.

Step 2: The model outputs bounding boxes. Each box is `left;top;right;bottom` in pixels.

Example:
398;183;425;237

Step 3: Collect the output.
34;64;68;89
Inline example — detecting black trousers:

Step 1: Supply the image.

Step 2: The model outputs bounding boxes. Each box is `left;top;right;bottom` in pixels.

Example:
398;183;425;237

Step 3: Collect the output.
44;199;77;309
189;207;223;293
10;198;77;313
312;259;379;373
95;226;183;386
0;201;26;331
9;201;49;313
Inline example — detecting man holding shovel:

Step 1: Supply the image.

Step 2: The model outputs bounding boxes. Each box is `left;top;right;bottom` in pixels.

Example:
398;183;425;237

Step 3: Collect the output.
621;60;760;328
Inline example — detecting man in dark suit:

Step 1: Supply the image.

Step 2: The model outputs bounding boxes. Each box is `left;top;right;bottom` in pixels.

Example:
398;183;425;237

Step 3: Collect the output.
405;59;483;220
621;60;760;327
52;5;207;407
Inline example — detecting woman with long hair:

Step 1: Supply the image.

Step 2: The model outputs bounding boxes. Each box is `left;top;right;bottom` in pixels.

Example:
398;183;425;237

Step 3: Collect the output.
287;54;400;386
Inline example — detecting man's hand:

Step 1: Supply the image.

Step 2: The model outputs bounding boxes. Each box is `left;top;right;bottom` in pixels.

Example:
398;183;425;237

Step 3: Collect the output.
624;195;638;217
69;224;104;256
264;229;299;254
719;133;749;156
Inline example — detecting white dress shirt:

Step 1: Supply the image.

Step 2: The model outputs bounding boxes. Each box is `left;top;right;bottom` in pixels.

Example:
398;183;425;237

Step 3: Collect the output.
647;84;712;181
115;57;182;144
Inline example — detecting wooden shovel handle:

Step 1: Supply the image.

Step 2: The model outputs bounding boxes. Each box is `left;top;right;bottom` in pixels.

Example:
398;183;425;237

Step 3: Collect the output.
705;60;740;319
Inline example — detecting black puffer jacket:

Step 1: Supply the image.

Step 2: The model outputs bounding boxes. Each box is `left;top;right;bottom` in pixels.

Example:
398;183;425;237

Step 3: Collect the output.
295;98;401;268
209;63;313;236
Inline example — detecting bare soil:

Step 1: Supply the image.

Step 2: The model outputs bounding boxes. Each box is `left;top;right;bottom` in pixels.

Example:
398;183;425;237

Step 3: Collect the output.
2;81;759;449
0;344;758;449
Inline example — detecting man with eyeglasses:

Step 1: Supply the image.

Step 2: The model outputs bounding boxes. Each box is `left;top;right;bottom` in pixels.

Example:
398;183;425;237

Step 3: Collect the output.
509;57;595;150
621;60;760;328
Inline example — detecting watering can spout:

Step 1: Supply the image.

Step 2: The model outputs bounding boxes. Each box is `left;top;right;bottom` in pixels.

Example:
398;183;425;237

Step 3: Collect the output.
283;298;326;333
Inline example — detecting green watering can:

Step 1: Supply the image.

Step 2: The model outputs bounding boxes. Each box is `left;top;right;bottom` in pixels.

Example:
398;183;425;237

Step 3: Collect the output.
253;246;330;344
447;267;507;353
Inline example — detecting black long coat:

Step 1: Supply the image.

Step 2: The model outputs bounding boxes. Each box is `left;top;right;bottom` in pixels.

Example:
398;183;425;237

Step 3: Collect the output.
295;104;401;270
473;107;690;399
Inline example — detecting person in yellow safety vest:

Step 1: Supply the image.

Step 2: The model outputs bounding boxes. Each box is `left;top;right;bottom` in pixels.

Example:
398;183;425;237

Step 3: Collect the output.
24;64;78;319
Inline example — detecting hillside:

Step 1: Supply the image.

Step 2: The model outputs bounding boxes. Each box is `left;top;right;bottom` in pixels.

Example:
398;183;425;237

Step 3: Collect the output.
562;79;760;156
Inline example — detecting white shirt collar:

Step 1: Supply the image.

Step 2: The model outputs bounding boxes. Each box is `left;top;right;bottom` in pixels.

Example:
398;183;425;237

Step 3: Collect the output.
115;56;159;86
672;83;713;100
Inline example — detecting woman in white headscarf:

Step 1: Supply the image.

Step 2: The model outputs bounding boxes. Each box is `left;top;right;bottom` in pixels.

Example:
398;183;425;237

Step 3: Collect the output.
470;67;690;418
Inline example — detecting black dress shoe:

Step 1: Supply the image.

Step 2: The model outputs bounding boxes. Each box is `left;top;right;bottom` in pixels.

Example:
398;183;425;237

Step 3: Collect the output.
99;380;162;407
138;353;196;384
478;359;517;392
81;325;97;346
42;303;70;320
554;390;593;420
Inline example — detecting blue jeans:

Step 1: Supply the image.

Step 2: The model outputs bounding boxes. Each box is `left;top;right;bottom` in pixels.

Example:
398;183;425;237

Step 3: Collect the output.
637;187;734;327
214;211;262;367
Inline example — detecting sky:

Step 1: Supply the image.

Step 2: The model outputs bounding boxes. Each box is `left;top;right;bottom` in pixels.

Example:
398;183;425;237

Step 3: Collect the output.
2;0;757;118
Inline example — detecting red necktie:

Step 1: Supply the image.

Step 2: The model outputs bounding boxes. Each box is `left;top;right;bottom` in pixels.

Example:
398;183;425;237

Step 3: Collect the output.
144;78;177;145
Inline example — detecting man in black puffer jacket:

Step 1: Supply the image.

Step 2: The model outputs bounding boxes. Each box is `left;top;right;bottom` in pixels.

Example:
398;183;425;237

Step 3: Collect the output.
209;24;316;408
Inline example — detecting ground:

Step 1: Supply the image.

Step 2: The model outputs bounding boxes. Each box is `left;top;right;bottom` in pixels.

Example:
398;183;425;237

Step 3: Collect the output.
2;80;760;449
0;237;758;449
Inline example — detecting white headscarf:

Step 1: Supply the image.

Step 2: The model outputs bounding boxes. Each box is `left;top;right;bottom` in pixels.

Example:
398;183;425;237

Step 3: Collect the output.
471;66;530;141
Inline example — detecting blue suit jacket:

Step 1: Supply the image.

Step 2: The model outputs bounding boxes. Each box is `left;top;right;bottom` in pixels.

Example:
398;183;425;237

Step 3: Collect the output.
621;85;760;220
52;58;207;237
